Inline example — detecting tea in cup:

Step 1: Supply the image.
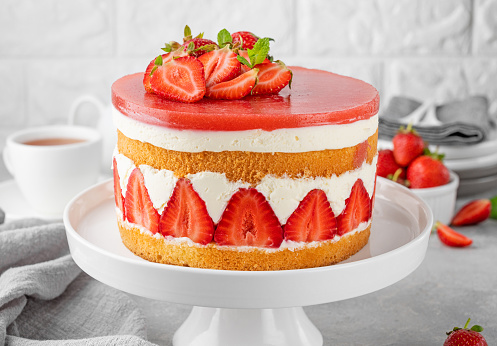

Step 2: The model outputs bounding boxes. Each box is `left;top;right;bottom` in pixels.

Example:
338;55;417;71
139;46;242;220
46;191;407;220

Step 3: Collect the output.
3;125;102;217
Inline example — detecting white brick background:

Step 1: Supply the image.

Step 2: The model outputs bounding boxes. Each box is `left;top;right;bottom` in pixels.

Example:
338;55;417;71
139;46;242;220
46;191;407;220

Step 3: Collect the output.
1;0;496;148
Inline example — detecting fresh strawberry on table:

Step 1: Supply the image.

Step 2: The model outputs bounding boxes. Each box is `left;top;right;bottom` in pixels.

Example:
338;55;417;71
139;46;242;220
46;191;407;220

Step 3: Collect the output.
406;150;450;189
150;56;206;103
392;124;425;167
444;318;487;346
451;199;492;226
434;221;472;247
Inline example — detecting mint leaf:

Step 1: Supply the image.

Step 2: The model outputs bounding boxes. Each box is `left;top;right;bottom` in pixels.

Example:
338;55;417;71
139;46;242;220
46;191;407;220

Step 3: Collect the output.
490;195;497;219
217;29;232;47
237;55;251;68
247;37;270;66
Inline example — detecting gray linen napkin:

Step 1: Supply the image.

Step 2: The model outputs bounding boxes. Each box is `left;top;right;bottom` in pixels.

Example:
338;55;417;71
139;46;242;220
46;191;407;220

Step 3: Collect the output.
379;95;493;145
0;213;156;346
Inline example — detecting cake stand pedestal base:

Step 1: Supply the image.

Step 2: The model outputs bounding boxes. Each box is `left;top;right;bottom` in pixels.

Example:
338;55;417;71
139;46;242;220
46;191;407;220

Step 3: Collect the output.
173;306;322;346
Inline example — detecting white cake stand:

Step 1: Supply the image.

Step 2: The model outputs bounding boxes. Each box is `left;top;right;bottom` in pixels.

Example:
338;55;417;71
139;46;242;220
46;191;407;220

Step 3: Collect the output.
63;177;432;346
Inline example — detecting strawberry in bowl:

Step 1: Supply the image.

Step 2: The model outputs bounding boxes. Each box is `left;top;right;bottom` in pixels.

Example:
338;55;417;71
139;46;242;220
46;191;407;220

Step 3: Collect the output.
378;125;459;224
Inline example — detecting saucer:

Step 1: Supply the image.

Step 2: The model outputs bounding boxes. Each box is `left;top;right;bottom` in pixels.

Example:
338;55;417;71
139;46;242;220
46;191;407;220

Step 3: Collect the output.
0;176;111;222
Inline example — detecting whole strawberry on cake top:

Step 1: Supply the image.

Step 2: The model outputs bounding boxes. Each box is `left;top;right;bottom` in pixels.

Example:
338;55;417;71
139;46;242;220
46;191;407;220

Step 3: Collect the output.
112;26;380;271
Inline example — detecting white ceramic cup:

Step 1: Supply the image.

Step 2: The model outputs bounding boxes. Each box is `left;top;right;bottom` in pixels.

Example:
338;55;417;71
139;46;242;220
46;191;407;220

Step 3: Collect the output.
69;95;116;175
3;125;102;218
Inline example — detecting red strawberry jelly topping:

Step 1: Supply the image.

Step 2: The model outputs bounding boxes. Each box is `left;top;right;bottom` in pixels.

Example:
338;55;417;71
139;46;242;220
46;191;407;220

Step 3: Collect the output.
112;67;379;131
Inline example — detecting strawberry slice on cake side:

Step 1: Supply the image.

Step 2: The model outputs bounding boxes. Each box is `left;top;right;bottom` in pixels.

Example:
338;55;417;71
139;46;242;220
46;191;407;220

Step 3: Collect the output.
337;179;371;236
284;189;337;242
159;178;214;246
214;188;284;248
125;168;160;235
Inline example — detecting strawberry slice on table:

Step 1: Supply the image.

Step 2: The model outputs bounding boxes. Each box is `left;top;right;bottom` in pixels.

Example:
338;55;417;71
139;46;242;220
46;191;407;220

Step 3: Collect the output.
337;179;371;236
205;68;258;100
407;152;450;189
159;178;214;245
434;221;472;247
150;56;206;103
198;46;241;87
392;124;425;167
231;31;260;50
125;168;160;234
451;199;491;226
214;188;283;248
113;157;125;219
251;61;293;95
284;189;337;242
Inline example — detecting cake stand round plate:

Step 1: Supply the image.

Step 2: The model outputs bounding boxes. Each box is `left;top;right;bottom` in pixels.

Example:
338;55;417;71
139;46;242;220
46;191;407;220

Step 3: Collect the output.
64;177;432;346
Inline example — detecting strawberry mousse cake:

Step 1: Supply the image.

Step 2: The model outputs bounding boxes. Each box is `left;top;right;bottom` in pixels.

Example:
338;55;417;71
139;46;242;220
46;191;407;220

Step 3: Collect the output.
111;27;379;270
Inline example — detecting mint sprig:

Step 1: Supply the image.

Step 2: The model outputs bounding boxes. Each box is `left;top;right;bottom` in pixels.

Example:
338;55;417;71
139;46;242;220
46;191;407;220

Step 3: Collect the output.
217;29;232;48
237;37;271;69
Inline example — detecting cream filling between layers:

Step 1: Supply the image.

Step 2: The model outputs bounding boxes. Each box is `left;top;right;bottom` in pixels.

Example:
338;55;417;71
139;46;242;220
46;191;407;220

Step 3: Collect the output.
113;108;378;153
114;151;377;225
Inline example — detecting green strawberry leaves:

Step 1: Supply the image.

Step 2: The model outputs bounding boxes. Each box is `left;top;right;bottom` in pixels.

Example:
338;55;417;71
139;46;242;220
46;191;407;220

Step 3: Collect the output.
150;55;163;76
490;195;497;219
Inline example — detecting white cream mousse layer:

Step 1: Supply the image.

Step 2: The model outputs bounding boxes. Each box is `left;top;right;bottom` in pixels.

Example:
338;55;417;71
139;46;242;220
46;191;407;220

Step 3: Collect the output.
114;152;377;225
113;108;378;153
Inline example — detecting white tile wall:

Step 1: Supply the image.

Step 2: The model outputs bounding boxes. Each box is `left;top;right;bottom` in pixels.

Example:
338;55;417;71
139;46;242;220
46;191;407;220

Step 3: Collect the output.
0;0;496;148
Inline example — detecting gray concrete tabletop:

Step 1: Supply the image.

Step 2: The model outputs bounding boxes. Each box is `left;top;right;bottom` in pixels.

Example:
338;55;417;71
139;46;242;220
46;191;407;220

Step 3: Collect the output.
1;157;496;345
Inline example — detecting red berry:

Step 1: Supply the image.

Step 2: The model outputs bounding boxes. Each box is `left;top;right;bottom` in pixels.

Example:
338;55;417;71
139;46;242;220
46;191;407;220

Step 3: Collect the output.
125;168;160;234
251;61;293;95
444;318;487;346
198;46;241;88
435;221;472;247
159;178;214;245
377;149;405;179
205;68;258;100
407;155;450;189
214;188;283;248
284;189;337;242
143;50;186;93
337;179;371;236
231;31;259;50
182;37;218;57
150;56;206;103
113;157;125;219
451;199;491;226
392;125;425;167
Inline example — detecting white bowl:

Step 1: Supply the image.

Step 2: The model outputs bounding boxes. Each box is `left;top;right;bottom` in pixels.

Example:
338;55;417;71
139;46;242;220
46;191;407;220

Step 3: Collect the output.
409;171;459;225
